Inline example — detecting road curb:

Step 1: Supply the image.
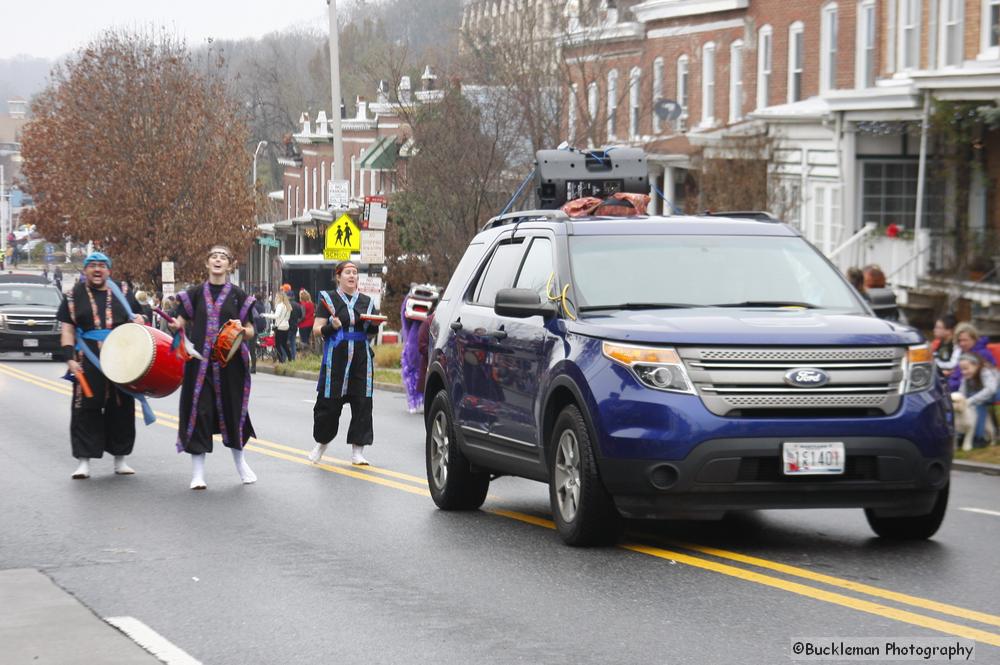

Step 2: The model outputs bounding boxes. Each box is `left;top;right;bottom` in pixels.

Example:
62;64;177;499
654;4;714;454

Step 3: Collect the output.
253;363;405;394
952;459;1000;476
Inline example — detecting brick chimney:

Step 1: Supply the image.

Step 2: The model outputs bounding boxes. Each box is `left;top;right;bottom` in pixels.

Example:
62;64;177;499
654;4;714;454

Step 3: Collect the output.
315;110;329;135
398;76;412;104
356;96;368;120
299;112;311;135
421;66;438;92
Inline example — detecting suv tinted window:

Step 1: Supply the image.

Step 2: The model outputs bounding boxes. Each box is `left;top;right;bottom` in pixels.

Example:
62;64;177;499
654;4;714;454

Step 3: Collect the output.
0;285;62;307
513;237;553;299
473;240;525;306
570;235;861;310
441;242;486;303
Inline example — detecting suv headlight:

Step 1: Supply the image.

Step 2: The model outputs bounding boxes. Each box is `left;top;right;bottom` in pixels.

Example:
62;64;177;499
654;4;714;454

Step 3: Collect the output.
901;343;935;394
602;342;695;394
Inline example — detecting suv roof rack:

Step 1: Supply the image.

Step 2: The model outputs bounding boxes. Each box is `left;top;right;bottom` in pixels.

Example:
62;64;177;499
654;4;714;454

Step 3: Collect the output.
699;211;780;222
482;209;569;231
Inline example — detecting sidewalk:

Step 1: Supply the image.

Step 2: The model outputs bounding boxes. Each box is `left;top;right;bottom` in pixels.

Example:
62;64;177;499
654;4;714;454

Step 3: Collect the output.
0;569;162;664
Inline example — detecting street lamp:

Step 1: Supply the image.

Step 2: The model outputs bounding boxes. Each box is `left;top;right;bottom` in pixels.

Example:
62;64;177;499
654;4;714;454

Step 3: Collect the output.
252;140;268;188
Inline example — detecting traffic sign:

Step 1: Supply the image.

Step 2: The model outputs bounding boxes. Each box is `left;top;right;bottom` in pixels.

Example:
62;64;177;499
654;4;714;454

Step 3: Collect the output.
328;180;350;210
360;230;385;264
358;274;382;309
323;214;360;261
363;195;388;230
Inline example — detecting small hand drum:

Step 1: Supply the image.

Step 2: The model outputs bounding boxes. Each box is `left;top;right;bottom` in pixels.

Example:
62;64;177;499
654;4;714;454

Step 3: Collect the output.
212;320;244;367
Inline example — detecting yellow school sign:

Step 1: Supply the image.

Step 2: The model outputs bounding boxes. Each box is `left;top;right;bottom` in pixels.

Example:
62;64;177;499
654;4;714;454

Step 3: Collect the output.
323;214;361;261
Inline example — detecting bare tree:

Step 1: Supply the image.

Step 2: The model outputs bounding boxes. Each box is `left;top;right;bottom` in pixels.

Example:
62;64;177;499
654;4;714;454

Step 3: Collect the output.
20;29;256;285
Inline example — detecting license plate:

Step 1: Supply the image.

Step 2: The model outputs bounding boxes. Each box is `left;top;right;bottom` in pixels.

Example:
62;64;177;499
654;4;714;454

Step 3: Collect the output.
782;441;845;475
23;339;39;348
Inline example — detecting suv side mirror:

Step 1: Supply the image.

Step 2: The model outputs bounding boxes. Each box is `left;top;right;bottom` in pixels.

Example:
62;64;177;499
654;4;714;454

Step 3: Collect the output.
494;288;557;319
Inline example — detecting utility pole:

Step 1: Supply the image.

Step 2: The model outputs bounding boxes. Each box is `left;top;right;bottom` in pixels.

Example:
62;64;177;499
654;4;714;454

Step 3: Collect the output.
0;164;7;257
327;0;345;183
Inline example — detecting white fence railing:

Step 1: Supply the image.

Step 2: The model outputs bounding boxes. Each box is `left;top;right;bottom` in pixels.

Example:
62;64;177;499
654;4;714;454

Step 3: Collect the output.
828;225;930;289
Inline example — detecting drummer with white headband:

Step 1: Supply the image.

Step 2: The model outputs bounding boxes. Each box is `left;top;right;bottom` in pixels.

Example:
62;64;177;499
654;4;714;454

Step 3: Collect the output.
169;245;258;490
56;251;144;479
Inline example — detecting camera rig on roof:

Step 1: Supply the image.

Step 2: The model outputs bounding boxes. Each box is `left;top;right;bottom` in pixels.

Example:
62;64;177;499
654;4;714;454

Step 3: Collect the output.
534;147;648;209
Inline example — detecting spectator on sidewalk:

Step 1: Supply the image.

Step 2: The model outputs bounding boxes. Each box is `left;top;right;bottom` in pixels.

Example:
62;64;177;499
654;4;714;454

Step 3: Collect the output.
947;322;997;392
952;353;998;451
287;291;302;361
298;289;315;351
268;291;292;363
932;314;961;377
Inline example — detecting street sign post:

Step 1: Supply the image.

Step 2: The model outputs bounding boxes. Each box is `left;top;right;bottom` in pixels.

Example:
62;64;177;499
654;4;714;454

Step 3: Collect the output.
328;180;350;210
257;236;280;249
358;274;382;309
323;213;360;261
362;195;388;230
360;230;385;265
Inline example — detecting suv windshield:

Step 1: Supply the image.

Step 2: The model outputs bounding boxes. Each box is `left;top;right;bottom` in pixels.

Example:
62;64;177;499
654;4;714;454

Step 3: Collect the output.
570;235;862;311
0;285;62;307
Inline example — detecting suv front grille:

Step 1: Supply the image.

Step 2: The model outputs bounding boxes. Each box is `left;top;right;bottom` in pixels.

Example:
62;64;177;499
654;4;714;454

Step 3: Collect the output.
5;315;59;333
680;346;905;417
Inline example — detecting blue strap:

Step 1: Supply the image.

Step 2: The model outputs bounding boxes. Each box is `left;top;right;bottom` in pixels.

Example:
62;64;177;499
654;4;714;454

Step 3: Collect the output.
318;328;367;398
105;280;138;321
75;327;156;425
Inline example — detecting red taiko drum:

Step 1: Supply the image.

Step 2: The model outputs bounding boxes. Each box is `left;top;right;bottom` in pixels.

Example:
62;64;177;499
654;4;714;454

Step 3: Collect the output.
100;323;185;398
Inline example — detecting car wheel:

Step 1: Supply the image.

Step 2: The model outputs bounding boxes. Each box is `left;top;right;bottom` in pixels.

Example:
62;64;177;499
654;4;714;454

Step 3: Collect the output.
548;405;621;546
865;484;949;540
425;391;489;510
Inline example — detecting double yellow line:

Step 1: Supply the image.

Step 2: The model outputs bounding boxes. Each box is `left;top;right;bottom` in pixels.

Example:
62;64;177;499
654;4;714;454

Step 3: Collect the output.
2;360;999;647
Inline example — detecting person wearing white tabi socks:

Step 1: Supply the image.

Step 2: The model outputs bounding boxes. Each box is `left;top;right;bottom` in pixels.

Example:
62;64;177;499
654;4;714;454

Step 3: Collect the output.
309;261;381;466
56;251;145;479
169;245;258;489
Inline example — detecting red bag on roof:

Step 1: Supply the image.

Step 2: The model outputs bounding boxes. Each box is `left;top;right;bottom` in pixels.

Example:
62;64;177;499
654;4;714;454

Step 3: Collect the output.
559;192;650;217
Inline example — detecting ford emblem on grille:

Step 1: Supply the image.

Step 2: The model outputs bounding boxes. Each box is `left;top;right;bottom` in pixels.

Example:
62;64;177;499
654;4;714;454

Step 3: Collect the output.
784;368;830;388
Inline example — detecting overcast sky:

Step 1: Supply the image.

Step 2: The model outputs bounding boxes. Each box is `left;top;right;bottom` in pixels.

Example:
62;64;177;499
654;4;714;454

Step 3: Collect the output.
2;0;333;59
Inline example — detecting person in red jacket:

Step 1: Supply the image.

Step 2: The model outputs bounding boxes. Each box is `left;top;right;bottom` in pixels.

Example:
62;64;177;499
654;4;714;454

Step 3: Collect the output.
298;289;316;350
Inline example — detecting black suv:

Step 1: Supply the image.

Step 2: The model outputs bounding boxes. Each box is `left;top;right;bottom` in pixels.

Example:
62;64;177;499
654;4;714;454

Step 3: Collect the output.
0;274;65;358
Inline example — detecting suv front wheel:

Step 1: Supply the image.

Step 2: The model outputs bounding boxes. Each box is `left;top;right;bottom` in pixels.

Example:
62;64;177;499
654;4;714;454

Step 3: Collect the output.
425;391;490;510
864;484;949;540
548;405;621;546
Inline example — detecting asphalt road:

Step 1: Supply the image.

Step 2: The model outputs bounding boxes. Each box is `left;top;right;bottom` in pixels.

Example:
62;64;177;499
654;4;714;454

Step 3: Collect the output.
1;356;999;665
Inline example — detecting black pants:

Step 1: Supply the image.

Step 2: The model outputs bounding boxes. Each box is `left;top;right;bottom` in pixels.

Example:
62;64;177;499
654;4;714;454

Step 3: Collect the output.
70;394;136;459
275;329;291;362
313;394;373;446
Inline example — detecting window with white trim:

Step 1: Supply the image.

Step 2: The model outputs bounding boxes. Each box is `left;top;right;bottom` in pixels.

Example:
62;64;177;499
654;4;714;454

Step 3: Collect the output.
312;167;317;210
652;57;664;133
568;83;578;143
677;55;689;132
729;40;743;122
821;4;839;92
321;162;326;207
629;67;641;139
940;0;964;66
856;0;877;87
788;22;805;102
899;0;921;70
701;42;716;125
607;70;618;139
286;186;291;219
757;26;772;109
983;0;1000;57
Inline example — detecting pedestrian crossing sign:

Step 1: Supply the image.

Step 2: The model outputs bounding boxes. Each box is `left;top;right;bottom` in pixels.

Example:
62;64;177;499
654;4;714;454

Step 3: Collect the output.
324;214;361;261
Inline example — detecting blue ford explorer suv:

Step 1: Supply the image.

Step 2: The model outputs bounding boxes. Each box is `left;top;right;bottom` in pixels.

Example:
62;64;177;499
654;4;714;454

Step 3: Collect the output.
423;209;952;546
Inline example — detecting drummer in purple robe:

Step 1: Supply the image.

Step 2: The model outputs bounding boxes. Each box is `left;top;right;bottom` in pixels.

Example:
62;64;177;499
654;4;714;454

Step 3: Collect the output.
169;245;257;490
57;251;143;479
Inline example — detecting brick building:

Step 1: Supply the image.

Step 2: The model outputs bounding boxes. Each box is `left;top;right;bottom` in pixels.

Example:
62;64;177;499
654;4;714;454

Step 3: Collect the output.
468;0;1000;310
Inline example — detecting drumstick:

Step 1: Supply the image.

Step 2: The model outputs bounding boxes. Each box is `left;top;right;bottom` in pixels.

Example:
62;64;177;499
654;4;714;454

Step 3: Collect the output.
74;369;94;398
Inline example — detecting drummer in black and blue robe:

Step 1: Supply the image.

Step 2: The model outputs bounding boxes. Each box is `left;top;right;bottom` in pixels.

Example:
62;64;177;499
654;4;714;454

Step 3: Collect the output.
56;251;143;479
308;261;380;466
169;245;257;490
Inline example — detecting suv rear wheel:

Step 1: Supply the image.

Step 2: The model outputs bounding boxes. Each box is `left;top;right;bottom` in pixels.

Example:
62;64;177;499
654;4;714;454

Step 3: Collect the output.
425;391;489;510
548;405;621;546
864;484;949;540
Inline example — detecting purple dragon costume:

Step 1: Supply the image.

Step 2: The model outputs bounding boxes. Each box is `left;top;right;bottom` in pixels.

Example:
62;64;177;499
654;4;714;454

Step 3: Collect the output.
400;284;440;413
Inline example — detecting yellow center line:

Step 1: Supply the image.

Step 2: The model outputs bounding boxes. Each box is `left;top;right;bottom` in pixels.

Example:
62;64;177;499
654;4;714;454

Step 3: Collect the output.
3;360;999;647
669;541;1000;629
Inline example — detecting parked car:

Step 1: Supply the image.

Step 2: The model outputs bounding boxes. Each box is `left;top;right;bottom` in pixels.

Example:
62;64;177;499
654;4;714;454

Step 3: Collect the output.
0;274;65;358
423;209;952;546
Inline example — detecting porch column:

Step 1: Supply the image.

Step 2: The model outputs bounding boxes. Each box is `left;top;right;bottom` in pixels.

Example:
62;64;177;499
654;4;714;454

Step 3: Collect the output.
663;166;676;214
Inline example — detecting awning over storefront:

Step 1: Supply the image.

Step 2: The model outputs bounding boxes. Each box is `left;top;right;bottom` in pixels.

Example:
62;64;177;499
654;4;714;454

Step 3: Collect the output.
279;254;338;268
358;136;399;170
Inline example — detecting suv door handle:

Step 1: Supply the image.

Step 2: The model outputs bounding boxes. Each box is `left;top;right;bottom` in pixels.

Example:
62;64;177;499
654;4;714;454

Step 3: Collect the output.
450;320;463;331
